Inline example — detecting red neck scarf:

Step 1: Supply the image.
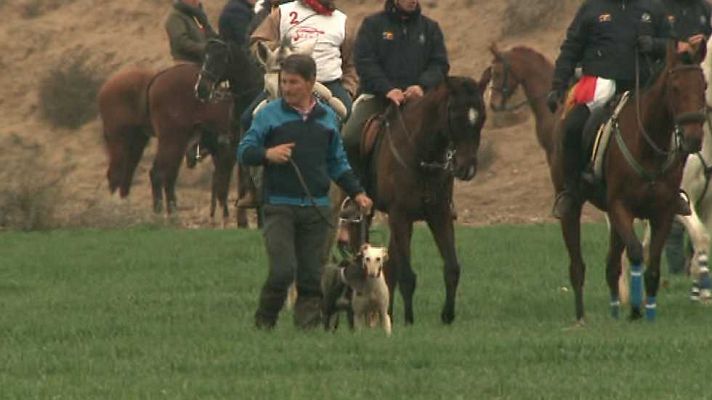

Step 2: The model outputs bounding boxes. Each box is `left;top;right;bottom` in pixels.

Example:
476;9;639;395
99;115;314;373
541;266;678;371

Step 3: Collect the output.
302;0;333;16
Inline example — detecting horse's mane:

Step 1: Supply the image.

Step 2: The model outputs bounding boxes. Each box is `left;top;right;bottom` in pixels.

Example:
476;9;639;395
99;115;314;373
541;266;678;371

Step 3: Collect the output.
704;39;712;105
508;46;553;69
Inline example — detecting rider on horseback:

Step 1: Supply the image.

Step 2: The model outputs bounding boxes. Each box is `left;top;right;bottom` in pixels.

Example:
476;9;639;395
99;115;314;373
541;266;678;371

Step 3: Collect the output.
341;0;449;175
165;0;218;64
547;0;675;218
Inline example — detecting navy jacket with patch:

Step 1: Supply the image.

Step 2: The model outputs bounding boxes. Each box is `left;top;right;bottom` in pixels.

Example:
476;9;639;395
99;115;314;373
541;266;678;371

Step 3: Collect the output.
237;98;363;206
354;3;449;96
553;0;670;92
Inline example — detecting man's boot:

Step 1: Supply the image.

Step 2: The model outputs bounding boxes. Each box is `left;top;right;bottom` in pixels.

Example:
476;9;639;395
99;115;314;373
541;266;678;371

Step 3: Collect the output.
254;287;288;330
293;294;323;330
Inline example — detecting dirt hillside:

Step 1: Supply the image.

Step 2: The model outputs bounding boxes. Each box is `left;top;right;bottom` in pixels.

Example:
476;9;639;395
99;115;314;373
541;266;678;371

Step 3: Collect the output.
0;0;606;228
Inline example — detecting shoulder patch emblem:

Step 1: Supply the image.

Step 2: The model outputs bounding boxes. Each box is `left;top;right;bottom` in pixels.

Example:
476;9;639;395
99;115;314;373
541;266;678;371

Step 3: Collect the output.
598;13;612;23
640;12;651;23
701;15;707;25
667;15;676;24
383;31;394;40
419;33;425;44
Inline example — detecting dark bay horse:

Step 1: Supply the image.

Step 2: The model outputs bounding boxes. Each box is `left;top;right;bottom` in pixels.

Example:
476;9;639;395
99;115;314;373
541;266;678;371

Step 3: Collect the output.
354;76;487;324
489;44;706;322
195;38;264;227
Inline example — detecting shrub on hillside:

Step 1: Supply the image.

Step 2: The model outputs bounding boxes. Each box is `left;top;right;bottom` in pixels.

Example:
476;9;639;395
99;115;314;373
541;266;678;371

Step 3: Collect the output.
501;0;563;37
38;53;102;129
0;136;68;231
21;0;75;19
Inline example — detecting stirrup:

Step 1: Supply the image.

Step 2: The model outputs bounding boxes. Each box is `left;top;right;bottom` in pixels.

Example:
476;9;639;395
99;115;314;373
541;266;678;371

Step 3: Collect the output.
675;190;691;216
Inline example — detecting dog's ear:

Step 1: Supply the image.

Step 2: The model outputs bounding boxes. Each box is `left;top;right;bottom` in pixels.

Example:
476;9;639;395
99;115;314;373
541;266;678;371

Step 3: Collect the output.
360;243;369;254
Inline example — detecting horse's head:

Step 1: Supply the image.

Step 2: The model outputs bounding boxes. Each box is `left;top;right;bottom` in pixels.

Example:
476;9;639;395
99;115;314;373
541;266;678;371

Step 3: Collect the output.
195;38;231;102
444;76;487;181
487;43;522;112
663;41;707;153
255;36;316;72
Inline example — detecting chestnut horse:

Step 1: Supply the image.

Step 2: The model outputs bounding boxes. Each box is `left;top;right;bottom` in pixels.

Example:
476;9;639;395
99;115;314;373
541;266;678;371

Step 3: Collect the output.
488;44;706;322
351;76;487;324
98;64;236;222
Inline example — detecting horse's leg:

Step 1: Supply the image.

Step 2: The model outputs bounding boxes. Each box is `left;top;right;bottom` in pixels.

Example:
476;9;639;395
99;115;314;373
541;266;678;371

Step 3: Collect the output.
646;212;676;320
560;203;586;323
149;161;164;214
388;210;415;324
677;212;711;300
163;143;185;215
605;225;626;319
425;204;460;324
608;201;643;319
235;164;249;228
388;214;417;324
211;146;235;228
120;129;150;198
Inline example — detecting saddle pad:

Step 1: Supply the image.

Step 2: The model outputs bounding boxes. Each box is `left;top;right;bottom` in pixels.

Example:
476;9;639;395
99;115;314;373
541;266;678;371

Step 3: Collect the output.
590;91;630;180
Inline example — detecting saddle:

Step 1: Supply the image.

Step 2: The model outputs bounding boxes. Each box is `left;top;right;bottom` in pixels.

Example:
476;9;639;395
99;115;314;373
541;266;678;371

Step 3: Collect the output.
360;113;386;157
585;92;630;183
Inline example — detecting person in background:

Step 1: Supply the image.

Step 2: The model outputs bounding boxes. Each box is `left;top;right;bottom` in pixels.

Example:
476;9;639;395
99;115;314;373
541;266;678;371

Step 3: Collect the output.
165;0;217;64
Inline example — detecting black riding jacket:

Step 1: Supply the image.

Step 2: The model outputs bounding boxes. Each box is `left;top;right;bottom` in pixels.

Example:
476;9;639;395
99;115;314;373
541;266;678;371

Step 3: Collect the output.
553;0;670;92
661;0;712;40
354;1;450;96
219;0;255;48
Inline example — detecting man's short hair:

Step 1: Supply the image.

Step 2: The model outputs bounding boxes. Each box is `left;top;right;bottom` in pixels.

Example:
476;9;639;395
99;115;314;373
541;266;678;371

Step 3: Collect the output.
280;54;316;82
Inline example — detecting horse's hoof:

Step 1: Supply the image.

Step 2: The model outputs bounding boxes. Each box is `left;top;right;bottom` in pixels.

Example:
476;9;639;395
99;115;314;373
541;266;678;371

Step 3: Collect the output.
441;309;455;324
153;203;163;214
628;308;643;321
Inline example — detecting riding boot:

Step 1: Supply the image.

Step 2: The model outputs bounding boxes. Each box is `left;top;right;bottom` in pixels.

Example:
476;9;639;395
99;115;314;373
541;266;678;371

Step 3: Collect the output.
553;105;590;219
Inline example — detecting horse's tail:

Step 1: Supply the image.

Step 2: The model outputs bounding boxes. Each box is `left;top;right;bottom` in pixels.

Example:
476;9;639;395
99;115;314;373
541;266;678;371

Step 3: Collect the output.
98;67;155;197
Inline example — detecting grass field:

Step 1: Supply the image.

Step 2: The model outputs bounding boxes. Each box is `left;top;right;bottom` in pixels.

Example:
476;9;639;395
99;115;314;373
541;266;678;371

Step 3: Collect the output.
2;223;712;399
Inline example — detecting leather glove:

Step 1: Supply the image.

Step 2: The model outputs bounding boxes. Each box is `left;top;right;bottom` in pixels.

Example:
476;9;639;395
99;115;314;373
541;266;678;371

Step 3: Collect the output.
546;89;563;113
637;35;654;54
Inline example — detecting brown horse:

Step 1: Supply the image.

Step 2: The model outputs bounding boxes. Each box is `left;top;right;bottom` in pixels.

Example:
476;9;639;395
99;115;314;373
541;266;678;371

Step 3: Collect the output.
489;44;706;322
98;64;237;222
351;76;487;324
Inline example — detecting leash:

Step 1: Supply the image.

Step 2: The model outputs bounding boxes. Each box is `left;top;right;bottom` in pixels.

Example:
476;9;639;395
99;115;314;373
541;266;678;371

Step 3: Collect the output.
288;157;336;229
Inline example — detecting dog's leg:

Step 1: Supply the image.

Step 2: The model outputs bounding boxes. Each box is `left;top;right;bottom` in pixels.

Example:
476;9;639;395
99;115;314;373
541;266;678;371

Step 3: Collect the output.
381;307;392;336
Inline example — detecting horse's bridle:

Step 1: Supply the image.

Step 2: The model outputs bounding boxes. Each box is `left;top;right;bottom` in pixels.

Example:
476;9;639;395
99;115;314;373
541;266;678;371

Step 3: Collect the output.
195;39;232;103
387;97;476;175
489;57;530;112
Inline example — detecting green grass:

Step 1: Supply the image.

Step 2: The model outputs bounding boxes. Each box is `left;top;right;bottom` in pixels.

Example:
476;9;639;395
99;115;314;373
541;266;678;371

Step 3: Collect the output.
2;224;711;399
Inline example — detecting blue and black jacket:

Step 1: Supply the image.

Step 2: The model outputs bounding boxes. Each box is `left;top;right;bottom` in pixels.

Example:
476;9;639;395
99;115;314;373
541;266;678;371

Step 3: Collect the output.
237;98;363;206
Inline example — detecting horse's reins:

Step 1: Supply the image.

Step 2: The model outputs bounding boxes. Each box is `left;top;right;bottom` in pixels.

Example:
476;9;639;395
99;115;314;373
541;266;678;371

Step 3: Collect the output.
385;101;456;174
614;52;705;181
